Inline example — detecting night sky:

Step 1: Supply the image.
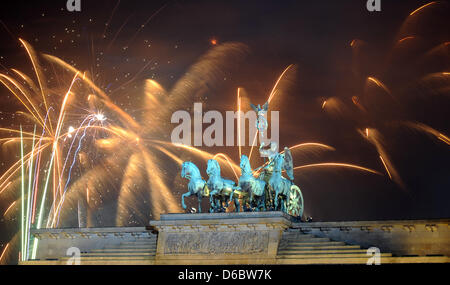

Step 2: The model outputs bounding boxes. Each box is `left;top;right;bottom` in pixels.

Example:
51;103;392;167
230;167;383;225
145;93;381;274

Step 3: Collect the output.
0;0;449;262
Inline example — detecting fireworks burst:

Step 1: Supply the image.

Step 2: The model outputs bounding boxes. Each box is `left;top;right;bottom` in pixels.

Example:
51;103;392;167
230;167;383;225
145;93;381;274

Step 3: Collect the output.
323;2;450;189
0;1;447;265
0;35;252;263
0;37;384;264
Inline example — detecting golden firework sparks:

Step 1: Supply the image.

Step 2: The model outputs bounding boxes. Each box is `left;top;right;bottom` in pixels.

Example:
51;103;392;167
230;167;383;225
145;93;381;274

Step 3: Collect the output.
293;163;381;175
410;1;438;16
379;155;392;179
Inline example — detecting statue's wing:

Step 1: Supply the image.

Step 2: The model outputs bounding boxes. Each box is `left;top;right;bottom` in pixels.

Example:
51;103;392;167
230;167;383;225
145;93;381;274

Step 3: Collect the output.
262;101;269;111
283;147;294;180
250;103;258;112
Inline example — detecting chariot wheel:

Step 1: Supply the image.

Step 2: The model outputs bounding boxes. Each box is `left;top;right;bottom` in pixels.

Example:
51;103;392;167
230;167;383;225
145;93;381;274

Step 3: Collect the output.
287;185;304;218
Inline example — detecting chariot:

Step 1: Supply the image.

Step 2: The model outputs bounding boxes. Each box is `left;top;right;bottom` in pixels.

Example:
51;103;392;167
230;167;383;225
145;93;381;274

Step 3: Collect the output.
180;101;304;219
180;147;304;219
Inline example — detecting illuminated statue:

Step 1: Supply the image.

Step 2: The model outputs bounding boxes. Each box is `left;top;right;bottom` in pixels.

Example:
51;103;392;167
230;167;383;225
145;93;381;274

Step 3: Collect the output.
267;150;290;210
250;101;269;136
257;142;302;216
180;162;208;213
238;155;266;211
206;159;240;213
179;102;304;219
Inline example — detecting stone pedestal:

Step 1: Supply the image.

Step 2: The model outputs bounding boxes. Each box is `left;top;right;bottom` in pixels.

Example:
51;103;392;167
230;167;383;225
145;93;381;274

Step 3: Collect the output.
149;211;292;265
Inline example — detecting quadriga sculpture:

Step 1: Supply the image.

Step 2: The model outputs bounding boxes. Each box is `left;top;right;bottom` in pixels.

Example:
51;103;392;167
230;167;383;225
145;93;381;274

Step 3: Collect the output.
238;155;266;211
179;152;304;218
206;159;240;213
180;161;208;213
268;151;304;218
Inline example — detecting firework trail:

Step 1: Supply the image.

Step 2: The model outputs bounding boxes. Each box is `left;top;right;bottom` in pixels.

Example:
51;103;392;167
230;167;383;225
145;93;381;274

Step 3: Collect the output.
320;2;450;190
0;38;385;265
1;2;446;265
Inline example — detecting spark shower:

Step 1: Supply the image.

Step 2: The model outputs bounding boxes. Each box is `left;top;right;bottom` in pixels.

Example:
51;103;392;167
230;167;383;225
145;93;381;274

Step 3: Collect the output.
0;0;448;265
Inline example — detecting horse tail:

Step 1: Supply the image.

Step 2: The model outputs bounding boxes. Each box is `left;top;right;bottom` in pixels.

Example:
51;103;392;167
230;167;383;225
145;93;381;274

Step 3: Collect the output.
202;182;210;196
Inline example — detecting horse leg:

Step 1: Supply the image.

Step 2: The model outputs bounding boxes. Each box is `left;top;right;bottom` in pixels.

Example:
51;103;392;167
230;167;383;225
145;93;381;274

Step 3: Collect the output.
251;198;256;212
234;197;240;212
262;195;266;211
254;199;259;212
213;194;223;213
281;184;290;213
211;198;218;213
209;190;217;213
253;195;259;211
209;196;215;213
228;190;235;208
209;198;216;213
256;193;263;211
267;184;275;211
197;194;202;213
181;191;192;210
274;187;280;210
246;194;251;212
251;194;259;212
220;195;226;212
223;197;228;212
242;196;249;212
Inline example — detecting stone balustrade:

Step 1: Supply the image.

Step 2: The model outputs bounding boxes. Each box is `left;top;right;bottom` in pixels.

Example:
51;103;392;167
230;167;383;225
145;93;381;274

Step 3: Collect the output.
30;227;155;260
25;215;449;264
291;219;450;256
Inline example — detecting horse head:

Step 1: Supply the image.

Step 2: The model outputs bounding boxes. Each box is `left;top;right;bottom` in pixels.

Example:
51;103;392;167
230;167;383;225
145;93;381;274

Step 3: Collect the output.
272;154;284;173
206;159;221;178
181;161;200;180
240;155;252;175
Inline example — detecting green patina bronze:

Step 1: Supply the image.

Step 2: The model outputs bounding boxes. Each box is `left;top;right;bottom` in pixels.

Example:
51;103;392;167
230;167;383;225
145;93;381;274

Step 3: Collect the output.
180;101;304;218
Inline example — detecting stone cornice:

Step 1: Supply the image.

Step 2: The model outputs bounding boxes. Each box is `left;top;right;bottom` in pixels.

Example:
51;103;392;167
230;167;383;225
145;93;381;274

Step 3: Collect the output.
30;227;154;240
151;212;292;232
292;219;450;233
